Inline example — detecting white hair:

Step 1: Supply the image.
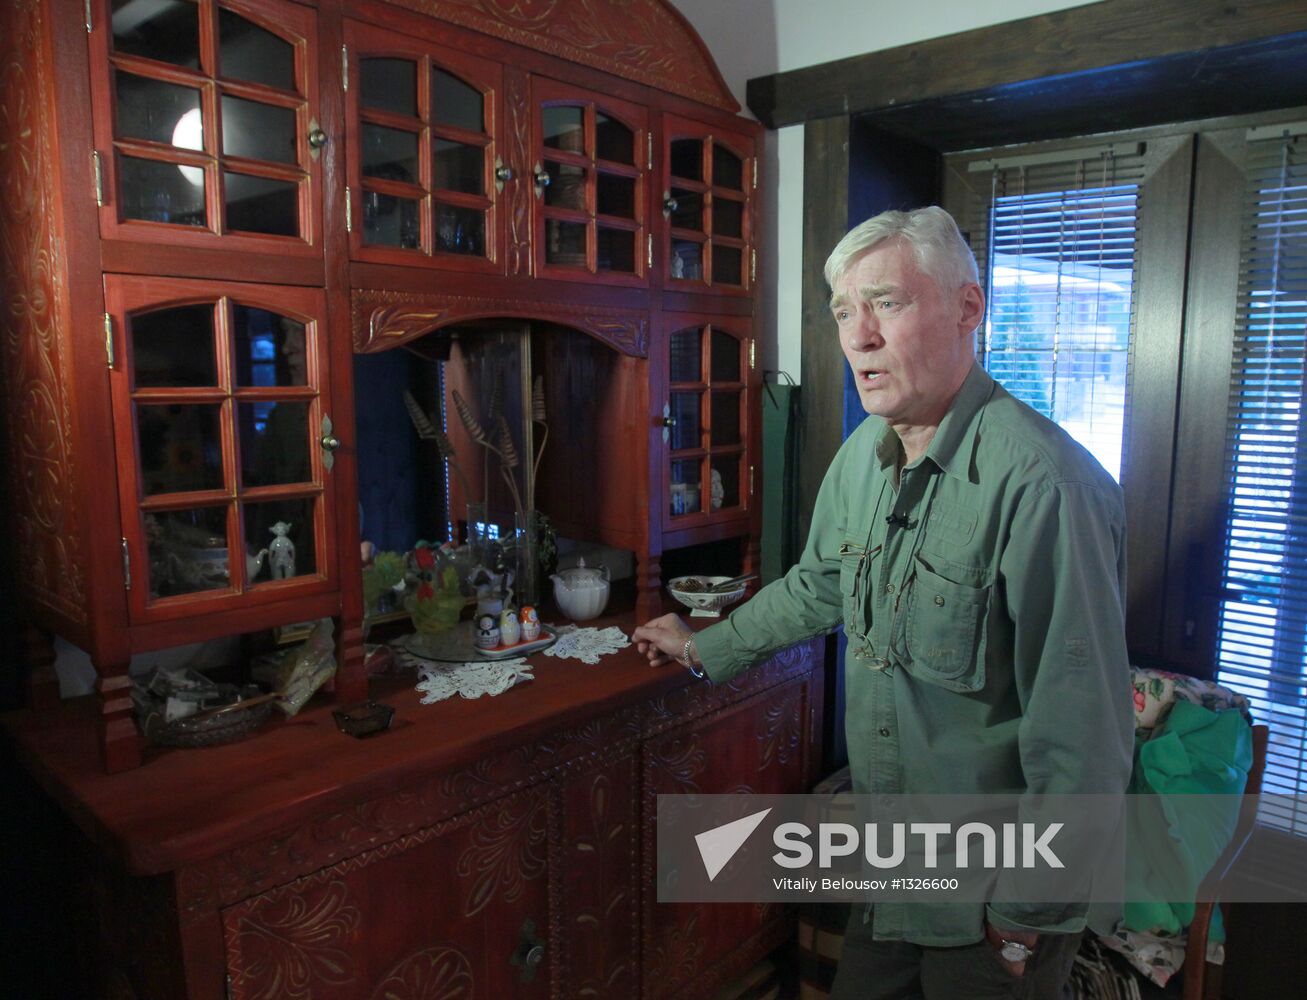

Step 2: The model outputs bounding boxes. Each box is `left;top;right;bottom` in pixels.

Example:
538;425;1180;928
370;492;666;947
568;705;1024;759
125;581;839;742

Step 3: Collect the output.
824;206;979;293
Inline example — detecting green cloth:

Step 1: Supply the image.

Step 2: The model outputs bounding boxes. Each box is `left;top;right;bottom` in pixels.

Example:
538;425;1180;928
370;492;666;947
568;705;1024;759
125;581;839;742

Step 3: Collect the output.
1124;700;1253;937
696;362;1135;945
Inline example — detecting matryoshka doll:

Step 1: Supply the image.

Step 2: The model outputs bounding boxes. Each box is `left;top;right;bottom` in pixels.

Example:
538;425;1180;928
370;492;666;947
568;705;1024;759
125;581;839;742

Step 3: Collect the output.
475;613;500;649
520;605;541;641
499;607;521;646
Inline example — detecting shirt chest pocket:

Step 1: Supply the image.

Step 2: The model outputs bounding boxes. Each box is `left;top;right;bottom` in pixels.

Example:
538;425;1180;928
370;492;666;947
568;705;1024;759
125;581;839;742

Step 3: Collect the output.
839;540;874;631
905;556;990;692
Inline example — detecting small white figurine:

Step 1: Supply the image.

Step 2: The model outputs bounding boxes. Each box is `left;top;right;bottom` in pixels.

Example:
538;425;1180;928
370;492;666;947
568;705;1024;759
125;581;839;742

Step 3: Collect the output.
499;607;521;646
711;469;725;510
475;613;501;649
520;605;541;641
268;521;296;579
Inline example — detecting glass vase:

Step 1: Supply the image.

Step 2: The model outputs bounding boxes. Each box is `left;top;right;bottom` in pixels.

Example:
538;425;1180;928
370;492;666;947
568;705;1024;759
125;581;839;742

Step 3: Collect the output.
513;510;542;609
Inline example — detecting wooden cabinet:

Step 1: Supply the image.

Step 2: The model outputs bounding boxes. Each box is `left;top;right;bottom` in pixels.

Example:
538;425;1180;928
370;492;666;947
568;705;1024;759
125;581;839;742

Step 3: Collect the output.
344;18;506;271
2;0;766;776
4;636;823;999
661;115;757;293
88;0;325;259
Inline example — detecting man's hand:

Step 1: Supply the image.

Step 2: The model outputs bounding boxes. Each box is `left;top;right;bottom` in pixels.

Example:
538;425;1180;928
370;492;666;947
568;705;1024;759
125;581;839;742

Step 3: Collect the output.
632;613;693;668
984;922;1038;978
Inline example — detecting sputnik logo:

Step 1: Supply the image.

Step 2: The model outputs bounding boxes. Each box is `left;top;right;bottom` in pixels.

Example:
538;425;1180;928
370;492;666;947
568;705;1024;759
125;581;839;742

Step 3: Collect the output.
694;808;772;881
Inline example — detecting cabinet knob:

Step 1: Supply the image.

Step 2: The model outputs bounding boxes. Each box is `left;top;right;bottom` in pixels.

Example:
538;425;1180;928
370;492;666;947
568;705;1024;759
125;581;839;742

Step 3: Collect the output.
308;128;328;150
663;195;679;215
496;164;514;182
533;164;551;197
510;918;545;983
321;434;340;452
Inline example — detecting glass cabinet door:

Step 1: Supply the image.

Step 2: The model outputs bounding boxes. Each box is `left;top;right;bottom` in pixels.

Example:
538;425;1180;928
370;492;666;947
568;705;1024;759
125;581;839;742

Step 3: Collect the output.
533;77;647;283
91;0;322;254
345;20;502;271
663;319;752;528
662;116;755;292
105;276;335;623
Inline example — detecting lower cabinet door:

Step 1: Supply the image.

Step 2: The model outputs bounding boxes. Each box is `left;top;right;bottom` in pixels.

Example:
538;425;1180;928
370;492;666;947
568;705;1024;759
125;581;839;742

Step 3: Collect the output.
221;784;551;1000
642;676;812;997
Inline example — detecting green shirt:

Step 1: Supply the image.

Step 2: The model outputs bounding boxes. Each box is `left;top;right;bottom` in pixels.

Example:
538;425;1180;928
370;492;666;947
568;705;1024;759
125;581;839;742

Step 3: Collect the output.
695;362;1134;945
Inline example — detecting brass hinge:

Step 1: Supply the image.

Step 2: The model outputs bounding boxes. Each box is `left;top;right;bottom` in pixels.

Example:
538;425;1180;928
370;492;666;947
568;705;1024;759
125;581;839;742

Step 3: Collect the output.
752;158;757;190
647;132;653;171
749;465;755;497
122;539;131;590
104;313;114;367
749;338;756;370
345;186;352;233
84;0;92;32
750;248;756;284
341;46;349;91
92;151;103;206
647;234;652;268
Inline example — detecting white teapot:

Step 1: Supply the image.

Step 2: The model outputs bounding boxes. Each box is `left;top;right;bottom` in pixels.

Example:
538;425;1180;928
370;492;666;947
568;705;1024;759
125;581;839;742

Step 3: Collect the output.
549;558;610;621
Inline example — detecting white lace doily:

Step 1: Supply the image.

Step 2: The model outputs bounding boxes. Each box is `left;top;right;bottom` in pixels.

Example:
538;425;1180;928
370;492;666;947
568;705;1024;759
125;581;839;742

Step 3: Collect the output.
541;625;630;664
408;656;534;704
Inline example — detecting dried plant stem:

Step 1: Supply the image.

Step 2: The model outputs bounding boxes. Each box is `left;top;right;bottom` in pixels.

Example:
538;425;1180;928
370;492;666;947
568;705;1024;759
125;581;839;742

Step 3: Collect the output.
404;390;473;501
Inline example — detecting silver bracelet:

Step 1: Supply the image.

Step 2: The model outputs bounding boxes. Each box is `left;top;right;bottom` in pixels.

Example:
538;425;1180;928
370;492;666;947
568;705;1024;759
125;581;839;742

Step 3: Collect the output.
682;635;705;679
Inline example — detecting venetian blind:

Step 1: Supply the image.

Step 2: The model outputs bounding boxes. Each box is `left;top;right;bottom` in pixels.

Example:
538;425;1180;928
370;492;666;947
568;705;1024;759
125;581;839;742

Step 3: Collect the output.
962;144;1149;481
1217;125;1307;837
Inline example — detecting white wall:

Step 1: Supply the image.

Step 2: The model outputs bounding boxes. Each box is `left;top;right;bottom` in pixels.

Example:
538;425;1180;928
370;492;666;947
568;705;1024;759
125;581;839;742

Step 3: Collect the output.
670;0;1095;381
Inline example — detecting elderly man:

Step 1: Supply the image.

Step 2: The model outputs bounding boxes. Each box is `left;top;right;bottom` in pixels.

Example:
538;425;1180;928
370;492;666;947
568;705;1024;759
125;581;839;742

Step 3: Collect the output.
634;206;1133;998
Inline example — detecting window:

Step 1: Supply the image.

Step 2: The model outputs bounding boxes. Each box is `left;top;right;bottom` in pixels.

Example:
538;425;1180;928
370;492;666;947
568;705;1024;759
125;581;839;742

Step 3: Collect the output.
1218;125;1307;835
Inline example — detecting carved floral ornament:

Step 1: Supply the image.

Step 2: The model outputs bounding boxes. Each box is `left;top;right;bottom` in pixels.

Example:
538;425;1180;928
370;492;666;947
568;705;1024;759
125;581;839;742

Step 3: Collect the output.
387;0;736;111
353;289;649;357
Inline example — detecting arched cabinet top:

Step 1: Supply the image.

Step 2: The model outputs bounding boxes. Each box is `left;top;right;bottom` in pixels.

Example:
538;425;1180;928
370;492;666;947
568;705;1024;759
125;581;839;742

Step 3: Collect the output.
382;0;739;113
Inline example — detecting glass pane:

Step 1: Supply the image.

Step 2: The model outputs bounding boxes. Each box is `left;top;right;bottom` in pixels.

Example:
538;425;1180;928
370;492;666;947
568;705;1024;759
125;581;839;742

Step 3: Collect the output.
595;112;633;164
596;173;634;219
596;227;634;273
131;305;217;388
543;106;585;153
218;8;294;92
713;244;743;286
670;239;703;281
544;161;586;211
239;401;311;487
711;329;741;383
114;73;202;147
224;172;298;236
244;498;316;582
710;455;740;510
145;506;231;598
361;58;417;117
434;204;485;256
362;124;419;184
713;197;743;239
669;392;700;451
670;188;703;231
669;459;701;516
669;329;701;383
120;155;207;226
712;143;744;190
434;140;484;194
221;96;296;164
670;138;702;181
234;308;307;387
362;192;421;249
432;69;484;133
711;391;740;447
545;220;587;267
112;0;199;69
137;403;224;495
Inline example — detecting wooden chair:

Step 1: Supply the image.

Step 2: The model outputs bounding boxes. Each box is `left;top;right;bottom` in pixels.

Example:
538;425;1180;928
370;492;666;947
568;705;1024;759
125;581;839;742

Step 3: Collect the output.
1180;723;1269;1000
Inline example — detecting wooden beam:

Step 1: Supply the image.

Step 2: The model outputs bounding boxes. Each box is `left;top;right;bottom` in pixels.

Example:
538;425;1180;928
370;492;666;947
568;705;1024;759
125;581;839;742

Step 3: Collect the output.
797;117;850;549
747;0;1307;129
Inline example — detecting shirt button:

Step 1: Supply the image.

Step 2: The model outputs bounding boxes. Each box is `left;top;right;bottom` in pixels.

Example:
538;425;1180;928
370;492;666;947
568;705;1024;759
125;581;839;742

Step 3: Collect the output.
934;595;945;606
879;727;891;737
885;583;895;594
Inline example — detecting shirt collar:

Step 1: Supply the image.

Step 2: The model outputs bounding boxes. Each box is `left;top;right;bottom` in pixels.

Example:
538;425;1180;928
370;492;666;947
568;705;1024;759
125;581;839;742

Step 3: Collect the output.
873;361;994;482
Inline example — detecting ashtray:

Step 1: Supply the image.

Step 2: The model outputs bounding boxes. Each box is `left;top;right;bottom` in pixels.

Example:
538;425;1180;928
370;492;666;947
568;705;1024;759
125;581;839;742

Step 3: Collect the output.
142;699;274;748
332;700;395;738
